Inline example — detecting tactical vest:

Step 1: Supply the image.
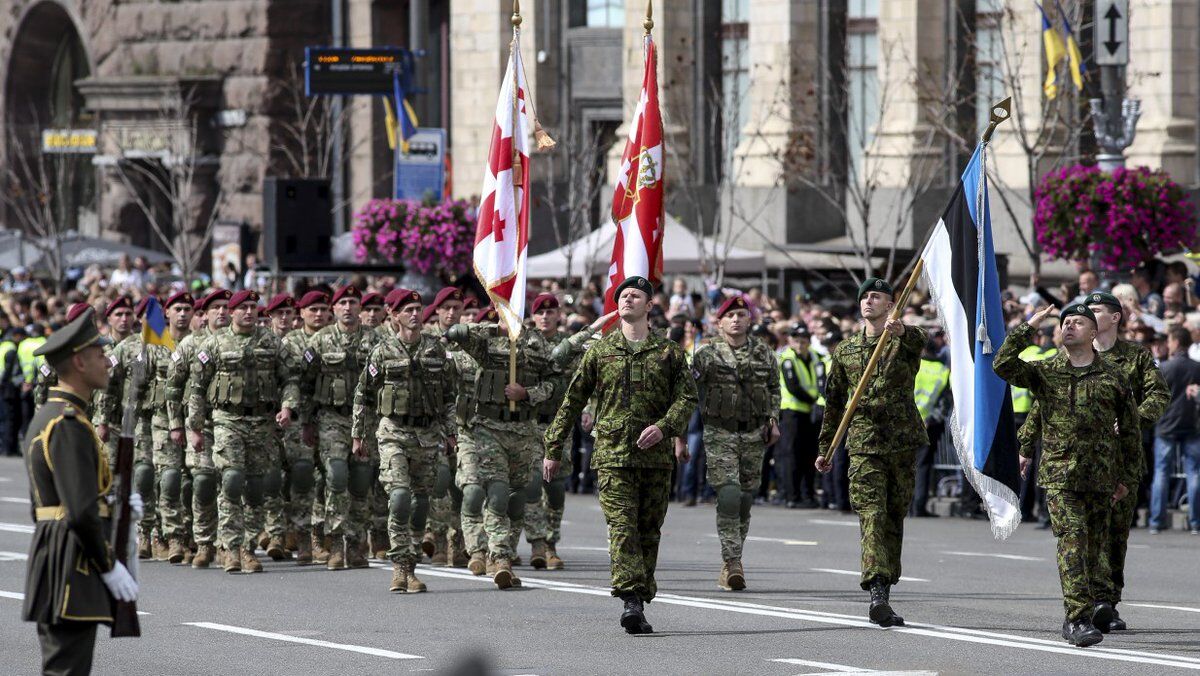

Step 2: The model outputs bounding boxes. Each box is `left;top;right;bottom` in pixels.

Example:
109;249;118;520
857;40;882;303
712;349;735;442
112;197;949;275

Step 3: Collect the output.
779;346;819;414
454;350;479;425
146;348;170;408
314;330;369;409
474;336;533;421
537;334;569;420
913;358;950;420
208;334;279;409
377;342;447;421
1011;345;1057;414
703;341;773;423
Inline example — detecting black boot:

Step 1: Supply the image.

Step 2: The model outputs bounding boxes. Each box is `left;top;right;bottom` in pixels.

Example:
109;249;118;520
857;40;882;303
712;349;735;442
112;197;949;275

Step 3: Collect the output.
619;594;654;635
1108;607;1127;631
1091;601;1114;634
1062;618;1103;647
868;578;904;627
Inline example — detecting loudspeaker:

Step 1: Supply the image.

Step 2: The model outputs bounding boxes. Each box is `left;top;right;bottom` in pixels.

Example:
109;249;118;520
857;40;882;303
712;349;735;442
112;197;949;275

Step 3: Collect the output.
262;177;333;270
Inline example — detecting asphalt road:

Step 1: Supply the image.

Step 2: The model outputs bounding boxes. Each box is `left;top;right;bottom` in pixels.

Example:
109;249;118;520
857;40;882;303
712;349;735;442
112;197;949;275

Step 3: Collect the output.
0;455;1198;675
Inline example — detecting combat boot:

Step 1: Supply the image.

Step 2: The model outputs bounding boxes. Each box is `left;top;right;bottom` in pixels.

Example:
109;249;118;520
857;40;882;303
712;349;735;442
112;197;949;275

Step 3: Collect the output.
1062;618;1103;647
241;548;263;573
529;540;548;569
620;594;654;635
868;579;903;627
1092;601;1115;634
468;552;487;576
371;529;389;560
492;557;514;589
484;555;498;577
258;531;270;551
406;563;427;593
224;546;243;574
138;536;153;560
191;543;216;569
430;537;448;566
153;536;171;561
450;533;469;568
284;530;298;552
545;544;564;570
295;531;314;565
346;539;370;569
512;555;523;567
389;562;408;593
312;532;331;565
1108;607;1128;631
326;539;345;570
266;535;289;561
726;560;746;590
167;538;187;564
420;532;437;559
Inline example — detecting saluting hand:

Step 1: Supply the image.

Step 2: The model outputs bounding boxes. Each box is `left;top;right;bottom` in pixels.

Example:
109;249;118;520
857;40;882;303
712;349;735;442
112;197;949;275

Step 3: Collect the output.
590;310;619;333
1028;304;1058;330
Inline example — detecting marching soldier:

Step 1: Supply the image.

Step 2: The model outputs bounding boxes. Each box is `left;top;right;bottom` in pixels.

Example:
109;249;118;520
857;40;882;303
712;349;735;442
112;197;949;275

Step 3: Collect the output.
993;303;1141;647
282;291;330;565
691;295;781;591
189;290;300;573
261;293;297;560
816;278;927;628
301;286;380;570
353;289;457;592
544;276;697;634
446;304;556;588
23;308;140;674
360;292;387;329
95;298;136;476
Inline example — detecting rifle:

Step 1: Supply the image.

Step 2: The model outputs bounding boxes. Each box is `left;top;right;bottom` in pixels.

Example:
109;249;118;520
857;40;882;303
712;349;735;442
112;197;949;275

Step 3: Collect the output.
111;344;144;638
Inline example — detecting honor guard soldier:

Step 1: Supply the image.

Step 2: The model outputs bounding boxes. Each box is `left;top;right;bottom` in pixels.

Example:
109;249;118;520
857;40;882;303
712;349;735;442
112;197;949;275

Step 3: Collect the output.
23;308;141;675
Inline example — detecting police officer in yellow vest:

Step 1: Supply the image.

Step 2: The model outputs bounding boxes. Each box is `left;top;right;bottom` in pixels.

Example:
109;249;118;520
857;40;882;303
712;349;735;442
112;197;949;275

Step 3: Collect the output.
778;323;822;508
816;329;849;511
17;324;47;437
1;328;23;457
911;339;951;517
1013;324;1058;525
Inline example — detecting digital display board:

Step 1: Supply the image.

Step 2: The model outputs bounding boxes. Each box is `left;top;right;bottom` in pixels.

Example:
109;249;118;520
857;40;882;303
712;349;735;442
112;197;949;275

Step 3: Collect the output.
305;47;408;95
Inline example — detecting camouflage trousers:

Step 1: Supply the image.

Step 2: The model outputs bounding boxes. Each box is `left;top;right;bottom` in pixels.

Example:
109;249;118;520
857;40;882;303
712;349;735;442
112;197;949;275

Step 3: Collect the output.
132;416;156;541
212;411;278;550
456;418;541;560
427;453;463;541
1097;483;1138;606
150;421;188;542
187;427;217;545
378;417;442;564
317;410;371;540
704;427;764;562
1046;489;1112;621
848;450;916;590
521;422;572;546
598;467;671;602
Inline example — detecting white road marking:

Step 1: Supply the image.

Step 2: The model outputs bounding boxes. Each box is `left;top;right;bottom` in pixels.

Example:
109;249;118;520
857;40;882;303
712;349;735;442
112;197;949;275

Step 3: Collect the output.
0;550;28;562
0;477;12;482
1126;602;1200;614
0;590;23;600
184;622;422;659
0;496;31;504
942;550;1043;562
558;546;611;552
808;519;859;527
811;568;930;583
707;534;818;546
769;657;877;671
0;522;34;533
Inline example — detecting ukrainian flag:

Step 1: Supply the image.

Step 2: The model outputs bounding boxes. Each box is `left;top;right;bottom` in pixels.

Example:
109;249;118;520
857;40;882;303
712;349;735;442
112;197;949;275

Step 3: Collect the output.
141;296;175;351
385;73;419;153
1056;2;1086;92
1038;3;1067;99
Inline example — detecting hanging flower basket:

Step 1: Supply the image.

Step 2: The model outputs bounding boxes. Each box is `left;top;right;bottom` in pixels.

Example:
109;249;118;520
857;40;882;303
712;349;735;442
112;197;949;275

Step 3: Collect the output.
1034;164;1196;272
351;198;476;276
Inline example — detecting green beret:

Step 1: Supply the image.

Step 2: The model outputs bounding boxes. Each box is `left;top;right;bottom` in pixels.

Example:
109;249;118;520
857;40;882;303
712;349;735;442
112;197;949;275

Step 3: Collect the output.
614;276;654;300
857;277;894;301
1059;303;1097;326
34;308;111;364
1084;291;1122;310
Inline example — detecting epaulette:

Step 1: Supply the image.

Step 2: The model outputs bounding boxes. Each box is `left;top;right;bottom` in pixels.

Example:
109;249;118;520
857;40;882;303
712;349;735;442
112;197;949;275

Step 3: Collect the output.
63;405;77;418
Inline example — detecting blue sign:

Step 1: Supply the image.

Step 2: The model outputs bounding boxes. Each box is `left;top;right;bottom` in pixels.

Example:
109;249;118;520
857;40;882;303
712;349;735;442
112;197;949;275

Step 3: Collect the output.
394;128;446;201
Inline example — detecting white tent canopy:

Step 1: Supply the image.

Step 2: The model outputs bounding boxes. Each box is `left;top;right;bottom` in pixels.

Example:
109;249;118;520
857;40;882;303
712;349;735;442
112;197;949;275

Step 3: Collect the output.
525;215;765;279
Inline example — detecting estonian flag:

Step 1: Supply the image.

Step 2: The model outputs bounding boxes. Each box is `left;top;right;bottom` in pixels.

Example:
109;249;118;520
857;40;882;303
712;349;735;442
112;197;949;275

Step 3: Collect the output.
920;142;1021;539
140;296;175;351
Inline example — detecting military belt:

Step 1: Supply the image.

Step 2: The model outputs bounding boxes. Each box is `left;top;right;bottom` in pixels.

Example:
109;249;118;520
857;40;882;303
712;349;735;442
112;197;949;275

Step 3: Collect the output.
217;405;274;417
393;415;434;427
322;405;352;417
711;419;759;433
35;503;110;521
476;405;532;423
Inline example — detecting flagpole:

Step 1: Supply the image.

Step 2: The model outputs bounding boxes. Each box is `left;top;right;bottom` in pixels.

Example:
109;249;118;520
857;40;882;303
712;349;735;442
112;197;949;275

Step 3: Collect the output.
508;0;522;413
820;97;1012;465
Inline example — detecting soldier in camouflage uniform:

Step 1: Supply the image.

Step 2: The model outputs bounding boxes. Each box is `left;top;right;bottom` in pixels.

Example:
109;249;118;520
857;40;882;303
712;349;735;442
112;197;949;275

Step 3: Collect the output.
93;298;137;482
816;278;926;628
446;304;556;589
285;292;332;563
354;289;457;592
167;289;232;569
994;303;1141;647
544;276;697;635
692;295;781;591
360;292;386;329
189;289;300;574
301;285;380;570
261;293;300;561
361;291;392;557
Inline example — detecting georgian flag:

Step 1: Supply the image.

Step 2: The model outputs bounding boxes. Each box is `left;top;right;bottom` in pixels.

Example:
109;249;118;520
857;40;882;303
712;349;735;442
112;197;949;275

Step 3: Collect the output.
921;142;1022;539
604;33;664;316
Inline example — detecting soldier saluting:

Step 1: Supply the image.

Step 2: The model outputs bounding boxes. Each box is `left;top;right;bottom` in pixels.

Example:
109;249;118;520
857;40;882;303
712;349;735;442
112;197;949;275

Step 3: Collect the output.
22;308;140;674
543;276;697;635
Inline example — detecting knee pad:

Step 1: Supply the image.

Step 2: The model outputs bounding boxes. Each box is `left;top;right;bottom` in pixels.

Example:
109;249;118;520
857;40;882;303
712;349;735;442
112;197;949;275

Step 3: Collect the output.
290;460;316;494
348;463;374;499
523;472;542;504
411;494;430;531
716;484;742;519
544;478;567;510
133;462;155;499
221;468;246;503
326;459;349;493
449;483;464;511
193;471;217;505
244;474;264;507
739;490;754;520
262;468;282;497
160;468;183;501
388;488;413;522
461;484;486;516
486;482;511;516
507;489;525;520
434;463;452;497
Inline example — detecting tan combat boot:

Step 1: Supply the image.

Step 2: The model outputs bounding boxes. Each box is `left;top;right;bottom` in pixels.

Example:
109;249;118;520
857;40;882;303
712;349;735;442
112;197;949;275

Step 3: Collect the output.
312;531;331;565
406;563;427;593
266;535;289;561
529;540;548;570
167;538;187;564
371;529;389;560
346;540;369;569
389;562;408;593
430;536;448;566
723;559;746;591
284;530;298;552
191;543;216;569
182;544;195;566
258;531;270;551
241;548;263;573
326;538;345;570
153;536;171;561
484;555;498;577
468;552;487;576
295;531;313;565
492;557;514;590
420;532;437;559
450;533;469;568
138;536;153;560
224;546;243;573
546;544;564;570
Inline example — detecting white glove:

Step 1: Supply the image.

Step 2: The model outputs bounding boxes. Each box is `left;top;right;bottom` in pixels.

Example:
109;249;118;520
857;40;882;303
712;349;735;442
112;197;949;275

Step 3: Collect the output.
128;492;144;522
101;562;138;603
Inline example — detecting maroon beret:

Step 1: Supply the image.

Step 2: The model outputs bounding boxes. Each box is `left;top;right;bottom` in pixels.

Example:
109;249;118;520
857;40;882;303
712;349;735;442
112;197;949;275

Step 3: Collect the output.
361;291;384;307
198;289;233;312
531;293;559;315
105;296;133;317
716;294;750;319
331;285;362;305
428;287;465;312
463;295;480;310
387;288;422;311
164;290;194;309
66;302;92;324
475;305;500;324
297;291;330;309
134;297;153;318
228;289;260;310
265;293;295;314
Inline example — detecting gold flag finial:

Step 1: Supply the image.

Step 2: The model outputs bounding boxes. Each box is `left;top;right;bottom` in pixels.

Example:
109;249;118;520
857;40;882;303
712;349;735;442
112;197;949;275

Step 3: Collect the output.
644;0;654;33
512;0;522;28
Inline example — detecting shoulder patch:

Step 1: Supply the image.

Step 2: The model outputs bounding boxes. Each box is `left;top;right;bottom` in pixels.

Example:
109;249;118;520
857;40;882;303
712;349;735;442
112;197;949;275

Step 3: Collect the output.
171;351;182;362
39;363;51;377
368;364;379;378
198;351;210;364
109;354;119;368
304;349;315;364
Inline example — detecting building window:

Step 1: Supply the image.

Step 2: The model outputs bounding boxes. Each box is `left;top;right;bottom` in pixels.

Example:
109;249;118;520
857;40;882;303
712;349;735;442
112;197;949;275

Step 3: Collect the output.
846;4;878;168
975;0;1003;136
586;0;624;28
721;0;750;157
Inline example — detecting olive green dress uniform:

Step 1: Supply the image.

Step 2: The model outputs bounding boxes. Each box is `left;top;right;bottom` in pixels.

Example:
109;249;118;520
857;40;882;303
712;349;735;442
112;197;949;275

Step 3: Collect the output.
544;328;697;602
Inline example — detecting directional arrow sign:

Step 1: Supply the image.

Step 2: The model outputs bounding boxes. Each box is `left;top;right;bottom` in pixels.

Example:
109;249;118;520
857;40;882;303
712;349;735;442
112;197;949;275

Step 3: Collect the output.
1095;0;1129;66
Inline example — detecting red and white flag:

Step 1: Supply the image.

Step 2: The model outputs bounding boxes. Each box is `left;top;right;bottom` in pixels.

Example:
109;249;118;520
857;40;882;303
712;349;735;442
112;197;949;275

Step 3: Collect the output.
604;33;664;315
474;23;551;337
